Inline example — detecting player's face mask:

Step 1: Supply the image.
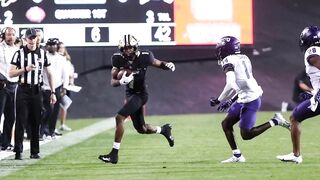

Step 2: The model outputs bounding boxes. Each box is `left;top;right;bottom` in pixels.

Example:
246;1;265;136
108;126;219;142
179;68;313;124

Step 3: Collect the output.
122;46;136;60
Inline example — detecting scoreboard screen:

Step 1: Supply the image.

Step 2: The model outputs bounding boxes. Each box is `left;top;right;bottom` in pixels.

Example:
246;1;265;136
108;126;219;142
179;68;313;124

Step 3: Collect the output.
0;0;253;47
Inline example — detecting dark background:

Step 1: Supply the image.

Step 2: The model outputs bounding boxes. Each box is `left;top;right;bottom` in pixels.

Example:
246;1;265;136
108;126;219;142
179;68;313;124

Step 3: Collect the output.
48;0;320;118
2;0;173;23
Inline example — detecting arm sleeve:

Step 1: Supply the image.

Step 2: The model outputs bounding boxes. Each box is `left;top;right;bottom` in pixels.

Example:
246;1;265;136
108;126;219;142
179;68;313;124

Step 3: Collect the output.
217;71;239;101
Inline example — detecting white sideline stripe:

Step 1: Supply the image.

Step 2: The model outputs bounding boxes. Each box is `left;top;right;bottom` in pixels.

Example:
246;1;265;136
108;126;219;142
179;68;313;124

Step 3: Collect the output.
0;118;115;177
0;136;63;161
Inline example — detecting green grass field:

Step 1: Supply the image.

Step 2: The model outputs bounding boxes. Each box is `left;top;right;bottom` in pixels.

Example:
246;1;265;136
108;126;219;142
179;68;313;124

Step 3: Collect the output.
1;112;320;180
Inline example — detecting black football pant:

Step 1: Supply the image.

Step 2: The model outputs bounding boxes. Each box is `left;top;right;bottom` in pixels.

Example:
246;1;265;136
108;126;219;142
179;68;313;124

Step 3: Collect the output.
40;87;62;136
0;83;17;148
118;93;148;131
14;85;42;155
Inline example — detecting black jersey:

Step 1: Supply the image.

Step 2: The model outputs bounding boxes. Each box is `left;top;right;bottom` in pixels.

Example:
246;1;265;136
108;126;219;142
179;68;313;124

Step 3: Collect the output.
111;50;154;95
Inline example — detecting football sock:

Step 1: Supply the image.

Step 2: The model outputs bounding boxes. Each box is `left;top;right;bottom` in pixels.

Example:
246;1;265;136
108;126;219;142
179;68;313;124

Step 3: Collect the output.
234;153;241;158
272;119;279;125
113;142;121;150
232;149;241;158
156;126;161;134
269;119;278;126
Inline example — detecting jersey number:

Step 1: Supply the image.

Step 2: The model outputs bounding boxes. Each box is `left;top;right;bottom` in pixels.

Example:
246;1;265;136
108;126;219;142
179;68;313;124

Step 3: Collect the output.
242;61;250;79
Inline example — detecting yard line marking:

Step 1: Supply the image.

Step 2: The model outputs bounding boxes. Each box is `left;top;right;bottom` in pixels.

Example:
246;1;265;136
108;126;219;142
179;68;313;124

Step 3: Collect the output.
0;117;115;177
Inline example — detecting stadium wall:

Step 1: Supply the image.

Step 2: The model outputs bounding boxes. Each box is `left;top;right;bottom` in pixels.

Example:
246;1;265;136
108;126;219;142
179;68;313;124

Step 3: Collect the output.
67;0;320;118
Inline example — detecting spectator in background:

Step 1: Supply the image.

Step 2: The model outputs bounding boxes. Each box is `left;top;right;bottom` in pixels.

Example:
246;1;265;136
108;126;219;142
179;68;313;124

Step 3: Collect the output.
40;38;69;140
292;70;313;105
57;41;73;131
281;70;313;112
14;37;23;48
0;27;19;151
35;29;44;49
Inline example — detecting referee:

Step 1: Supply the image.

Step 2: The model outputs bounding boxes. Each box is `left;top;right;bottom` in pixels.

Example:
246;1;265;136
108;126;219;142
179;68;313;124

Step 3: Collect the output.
9;28;56;160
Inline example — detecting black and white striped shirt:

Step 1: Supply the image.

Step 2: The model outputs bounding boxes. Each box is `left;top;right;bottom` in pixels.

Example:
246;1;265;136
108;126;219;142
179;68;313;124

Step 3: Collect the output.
11;46;51;85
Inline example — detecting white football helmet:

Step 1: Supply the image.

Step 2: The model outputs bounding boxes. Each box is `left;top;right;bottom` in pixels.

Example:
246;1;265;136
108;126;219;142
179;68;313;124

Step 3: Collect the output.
118;34;139;52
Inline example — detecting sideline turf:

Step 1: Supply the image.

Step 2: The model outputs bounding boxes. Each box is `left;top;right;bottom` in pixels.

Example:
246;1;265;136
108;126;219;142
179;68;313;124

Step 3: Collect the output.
3;113;320;180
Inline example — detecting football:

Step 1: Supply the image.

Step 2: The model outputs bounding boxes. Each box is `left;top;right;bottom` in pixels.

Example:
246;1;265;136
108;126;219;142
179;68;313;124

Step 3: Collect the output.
117;69;133;80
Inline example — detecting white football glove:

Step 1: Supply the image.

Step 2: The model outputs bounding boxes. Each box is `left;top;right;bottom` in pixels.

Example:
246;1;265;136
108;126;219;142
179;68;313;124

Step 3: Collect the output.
165;62;175;71
119;71;134;85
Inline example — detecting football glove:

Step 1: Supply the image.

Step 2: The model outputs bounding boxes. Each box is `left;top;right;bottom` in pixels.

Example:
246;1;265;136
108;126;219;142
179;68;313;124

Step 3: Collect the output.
119;71;134;85
165;62;175;71
217;99;233;112
210;97;220;107
298;92;313;101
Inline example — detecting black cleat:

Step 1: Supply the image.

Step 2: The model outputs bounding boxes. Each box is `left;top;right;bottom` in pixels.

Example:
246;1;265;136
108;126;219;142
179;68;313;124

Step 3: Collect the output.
30;154;40;159
160;124;174;147
98;154;118;164
15;153;22;160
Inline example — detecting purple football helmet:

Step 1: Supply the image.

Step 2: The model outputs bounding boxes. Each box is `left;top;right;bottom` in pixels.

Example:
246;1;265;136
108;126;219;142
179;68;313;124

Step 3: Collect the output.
216;36;240;61
299;26;320;52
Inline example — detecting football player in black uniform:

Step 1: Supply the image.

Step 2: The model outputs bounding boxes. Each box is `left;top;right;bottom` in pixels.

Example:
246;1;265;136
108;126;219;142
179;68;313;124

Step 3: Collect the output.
99;34;175;164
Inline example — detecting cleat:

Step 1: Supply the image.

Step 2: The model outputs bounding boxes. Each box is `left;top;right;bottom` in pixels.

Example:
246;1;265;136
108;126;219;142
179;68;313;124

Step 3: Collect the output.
59;124;72;131
272;113;291;130
1;144;13;151
6;144;14;151
30;154;41;159
276;152;303;164
221;155;246;163
54;129;63;136
98;154;118;164
15;153;22;160
160;124;174;147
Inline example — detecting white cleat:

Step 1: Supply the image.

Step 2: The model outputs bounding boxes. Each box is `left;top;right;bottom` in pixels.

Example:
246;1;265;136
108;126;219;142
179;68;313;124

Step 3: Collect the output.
272;113;291;130
221;155;246;163
59;124;72;131
276;152;303;164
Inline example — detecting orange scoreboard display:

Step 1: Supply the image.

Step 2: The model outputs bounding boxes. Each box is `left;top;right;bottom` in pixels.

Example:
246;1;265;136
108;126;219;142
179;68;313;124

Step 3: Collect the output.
174;0;253;45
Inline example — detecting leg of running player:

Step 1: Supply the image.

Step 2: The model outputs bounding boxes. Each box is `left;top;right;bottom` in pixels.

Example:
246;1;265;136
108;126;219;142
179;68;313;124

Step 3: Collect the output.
221;101;246;163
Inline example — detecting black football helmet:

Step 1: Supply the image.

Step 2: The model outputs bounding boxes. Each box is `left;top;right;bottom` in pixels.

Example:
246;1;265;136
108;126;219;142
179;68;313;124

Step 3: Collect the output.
118;34;139;59
216;36;240;61
299;26;320;52
46;38;60;45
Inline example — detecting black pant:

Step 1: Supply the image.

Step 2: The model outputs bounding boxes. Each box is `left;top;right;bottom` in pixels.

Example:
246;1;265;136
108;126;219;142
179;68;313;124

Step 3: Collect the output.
40;87;62;136
118;93;148;131
0;82;17;148
14;85;42;155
